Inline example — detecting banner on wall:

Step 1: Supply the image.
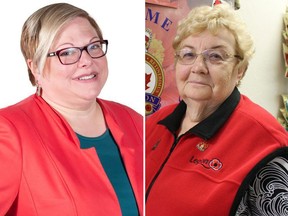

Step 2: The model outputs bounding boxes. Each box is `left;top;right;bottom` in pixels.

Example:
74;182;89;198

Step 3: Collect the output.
145;0;237;116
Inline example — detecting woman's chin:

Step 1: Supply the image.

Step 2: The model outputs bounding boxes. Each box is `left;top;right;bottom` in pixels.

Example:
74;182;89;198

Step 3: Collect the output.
183;89;212;101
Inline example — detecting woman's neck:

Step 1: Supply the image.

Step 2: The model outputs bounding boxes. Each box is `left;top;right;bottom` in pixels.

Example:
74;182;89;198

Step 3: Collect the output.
177;99;219;136
42;96;106;137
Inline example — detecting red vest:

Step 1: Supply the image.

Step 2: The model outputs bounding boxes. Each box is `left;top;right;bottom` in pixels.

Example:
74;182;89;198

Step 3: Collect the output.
146;95;288;215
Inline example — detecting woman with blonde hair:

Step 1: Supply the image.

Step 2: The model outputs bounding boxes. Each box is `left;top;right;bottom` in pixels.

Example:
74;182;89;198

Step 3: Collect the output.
0;3;143;215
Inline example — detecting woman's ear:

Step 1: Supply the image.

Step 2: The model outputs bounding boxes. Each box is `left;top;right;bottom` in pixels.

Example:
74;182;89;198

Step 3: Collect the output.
27;59;40;82
236;61;248;82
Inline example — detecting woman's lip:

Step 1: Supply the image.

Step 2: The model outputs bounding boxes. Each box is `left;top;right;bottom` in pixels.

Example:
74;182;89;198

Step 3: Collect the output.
77;74;96;80
187;80;208;86
74;73;98;80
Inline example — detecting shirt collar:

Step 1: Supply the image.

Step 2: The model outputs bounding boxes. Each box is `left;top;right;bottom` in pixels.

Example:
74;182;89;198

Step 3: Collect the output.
158;88;240;140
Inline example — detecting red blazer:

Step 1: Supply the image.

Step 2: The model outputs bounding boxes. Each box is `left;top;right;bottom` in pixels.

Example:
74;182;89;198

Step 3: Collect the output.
0;95;143;216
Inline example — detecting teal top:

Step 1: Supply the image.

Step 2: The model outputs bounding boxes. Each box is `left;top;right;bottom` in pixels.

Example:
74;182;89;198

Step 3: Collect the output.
77;130;138;216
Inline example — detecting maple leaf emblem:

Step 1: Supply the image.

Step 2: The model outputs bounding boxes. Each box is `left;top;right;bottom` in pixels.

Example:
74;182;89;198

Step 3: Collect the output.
145;73;152;90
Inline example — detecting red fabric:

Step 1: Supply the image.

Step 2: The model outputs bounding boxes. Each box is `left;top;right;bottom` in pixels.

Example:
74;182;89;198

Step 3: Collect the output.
213;0;222;5
146;95;288;215
0;95;143;216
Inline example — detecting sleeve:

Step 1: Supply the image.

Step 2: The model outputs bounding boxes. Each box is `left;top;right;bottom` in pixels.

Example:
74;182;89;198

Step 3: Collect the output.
234;156;288;216
0;115;22;215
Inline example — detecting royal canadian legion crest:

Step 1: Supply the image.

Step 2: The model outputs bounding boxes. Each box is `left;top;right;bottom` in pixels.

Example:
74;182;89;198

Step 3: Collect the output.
145;28;165;116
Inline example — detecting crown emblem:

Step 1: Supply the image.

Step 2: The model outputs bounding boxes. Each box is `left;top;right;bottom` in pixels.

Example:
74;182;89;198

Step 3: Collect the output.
145;28;152;52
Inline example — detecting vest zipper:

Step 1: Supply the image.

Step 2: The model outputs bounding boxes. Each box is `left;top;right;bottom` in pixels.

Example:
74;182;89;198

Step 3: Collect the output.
146;134;180;202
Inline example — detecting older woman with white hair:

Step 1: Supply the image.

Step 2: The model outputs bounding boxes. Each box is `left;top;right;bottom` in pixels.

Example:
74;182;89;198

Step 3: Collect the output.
146;3;288;216
0;3;143;215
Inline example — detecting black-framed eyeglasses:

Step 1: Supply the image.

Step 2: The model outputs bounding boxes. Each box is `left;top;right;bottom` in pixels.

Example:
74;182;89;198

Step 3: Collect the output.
47;40;108;65
175;48;243;65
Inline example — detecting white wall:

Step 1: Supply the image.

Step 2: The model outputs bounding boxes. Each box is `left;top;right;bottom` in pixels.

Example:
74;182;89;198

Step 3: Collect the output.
237;0;288;117
0;1;143;114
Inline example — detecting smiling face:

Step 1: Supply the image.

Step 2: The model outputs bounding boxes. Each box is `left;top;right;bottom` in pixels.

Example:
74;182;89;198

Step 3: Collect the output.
175;28;244;107
36;17;108;107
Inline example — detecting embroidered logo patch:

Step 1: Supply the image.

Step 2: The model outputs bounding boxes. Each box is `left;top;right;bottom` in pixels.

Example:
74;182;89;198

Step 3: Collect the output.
189;156;223;171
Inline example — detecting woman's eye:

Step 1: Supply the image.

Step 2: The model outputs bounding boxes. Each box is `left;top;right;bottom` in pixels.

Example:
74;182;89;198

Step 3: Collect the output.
182;52;196;59
208;52;223;61
90;44;101;50
59;48;76;57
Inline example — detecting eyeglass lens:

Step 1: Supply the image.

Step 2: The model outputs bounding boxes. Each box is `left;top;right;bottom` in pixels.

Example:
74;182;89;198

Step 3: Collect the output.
176;49;233;65
58;41;107;65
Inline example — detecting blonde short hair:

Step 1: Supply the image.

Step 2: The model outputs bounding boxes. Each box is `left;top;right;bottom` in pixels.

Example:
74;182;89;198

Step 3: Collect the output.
173;3;254;70
21;3;103;86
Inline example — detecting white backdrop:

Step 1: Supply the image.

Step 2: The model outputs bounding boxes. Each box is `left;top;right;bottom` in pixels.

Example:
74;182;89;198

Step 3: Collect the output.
237;0;288;117
0;1;143;114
